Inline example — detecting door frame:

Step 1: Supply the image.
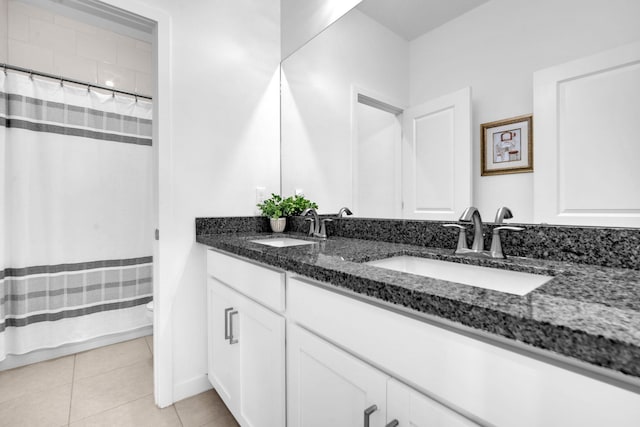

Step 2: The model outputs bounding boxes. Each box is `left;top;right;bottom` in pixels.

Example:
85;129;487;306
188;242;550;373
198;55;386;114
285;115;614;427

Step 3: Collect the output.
350;85;404;218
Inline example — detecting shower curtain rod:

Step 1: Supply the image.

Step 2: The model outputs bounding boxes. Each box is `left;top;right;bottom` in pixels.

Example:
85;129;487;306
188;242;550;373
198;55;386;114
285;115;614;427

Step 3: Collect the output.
1;62;152;100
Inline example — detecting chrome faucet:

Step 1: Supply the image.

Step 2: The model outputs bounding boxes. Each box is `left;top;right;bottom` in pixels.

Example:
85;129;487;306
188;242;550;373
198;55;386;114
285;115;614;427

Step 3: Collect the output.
459;206;485;252
494;206;513;224
443;206;524;258
337;207;353;217
302;208;332;239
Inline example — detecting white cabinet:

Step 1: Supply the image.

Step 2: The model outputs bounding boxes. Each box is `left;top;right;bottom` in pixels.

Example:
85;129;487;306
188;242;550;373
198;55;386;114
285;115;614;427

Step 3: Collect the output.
287;324;388;427
205;250;640;427
287;323;475;427
207;277;239;405
387;379;477;427
206;251;286;427
287;275;640;427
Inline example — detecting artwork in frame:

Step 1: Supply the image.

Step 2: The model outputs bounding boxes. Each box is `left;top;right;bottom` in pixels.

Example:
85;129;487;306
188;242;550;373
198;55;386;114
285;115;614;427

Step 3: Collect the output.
481;114;533;176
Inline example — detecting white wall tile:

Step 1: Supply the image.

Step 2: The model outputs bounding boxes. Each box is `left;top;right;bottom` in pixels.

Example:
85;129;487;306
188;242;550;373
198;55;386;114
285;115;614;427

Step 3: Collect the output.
8;39;54;73
0;0;8;63
97;62;136;93
8;0;53;22
135;40;151;53
77;32;117;64
8;9;27;42
5;1;152;88
53;53;97;83
117;41;152;74
135;71;153;97
29;18;75;54
54;13;98;35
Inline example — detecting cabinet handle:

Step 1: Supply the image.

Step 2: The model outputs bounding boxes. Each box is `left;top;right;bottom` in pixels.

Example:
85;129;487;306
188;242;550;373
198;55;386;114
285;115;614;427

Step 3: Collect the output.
224;307;233;341
228;310;239;344
364;404;377;427
386;420;399;427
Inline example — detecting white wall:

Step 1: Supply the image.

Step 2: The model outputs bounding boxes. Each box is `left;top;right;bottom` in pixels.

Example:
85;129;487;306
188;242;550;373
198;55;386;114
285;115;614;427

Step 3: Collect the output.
281;9;408;213
409;0;640;222
97;0;281;406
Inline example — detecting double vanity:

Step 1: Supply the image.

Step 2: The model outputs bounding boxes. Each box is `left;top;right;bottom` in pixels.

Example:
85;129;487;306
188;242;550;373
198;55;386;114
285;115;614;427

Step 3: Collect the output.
196;216;640;426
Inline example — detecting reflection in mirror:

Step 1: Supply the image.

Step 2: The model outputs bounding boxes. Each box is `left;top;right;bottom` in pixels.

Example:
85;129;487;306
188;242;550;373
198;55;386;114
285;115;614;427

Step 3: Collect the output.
355;96;402;218
281;0;640;224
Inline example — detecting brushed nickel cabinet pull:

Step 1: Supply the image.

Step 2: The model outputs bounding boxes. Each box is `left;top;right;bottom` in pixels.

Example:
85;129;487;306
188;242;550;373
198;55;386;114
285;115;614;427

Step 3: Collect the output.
224;307;233;341
364;404;378;427
229;310;239;344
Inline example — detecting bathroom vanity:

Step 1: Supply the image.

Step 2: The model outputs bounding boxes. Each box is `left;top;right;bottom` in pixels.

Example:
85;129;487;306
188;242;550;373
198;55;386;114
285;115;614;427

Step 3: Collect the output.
197;218;640;426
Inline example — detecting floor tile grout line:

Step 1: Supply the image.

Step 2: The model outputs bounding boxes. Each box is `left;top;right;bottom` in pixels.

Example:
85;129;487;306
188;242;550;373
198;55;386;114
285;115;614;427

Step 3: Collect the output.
173;403;185;427
67;354;77;426
73;355;153;383
68;392;157;425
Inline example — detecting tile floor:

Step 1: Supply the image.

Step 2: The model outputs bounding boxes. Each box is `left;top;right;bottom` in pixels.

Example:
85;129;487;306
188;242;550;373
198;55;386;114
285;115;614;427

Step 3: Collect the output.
0;336;239;427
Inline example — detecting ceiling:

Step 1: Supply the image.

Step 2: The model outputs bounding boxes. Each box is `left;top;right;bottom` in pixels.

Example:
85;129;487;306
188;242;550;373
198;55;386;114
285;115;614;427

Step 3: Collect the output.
357;0;490;41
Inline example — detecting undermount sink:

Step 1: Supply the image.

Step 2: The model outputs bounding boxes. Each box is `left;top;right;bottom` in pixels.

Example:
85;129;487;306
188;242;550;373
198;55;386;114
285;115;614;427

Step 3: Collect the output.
366;256;553;296
250;237;316;248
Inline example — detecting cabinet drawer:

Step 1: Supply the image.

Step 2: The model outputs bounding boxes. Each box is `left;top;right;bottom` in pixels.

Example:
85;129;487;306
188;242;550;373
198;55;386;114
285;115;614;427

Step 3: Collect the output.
207;249;285;312
288;275;640;427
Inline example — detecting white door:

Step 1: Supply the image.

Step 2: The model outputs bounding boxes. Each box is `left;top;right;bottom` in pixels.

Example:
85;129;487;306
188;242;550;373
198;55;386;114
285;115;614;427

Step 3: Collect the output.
533;40;640;227
207;278;240;409
287;324;388;427
237;294;286;427
387;379;478;427
402;87;472;220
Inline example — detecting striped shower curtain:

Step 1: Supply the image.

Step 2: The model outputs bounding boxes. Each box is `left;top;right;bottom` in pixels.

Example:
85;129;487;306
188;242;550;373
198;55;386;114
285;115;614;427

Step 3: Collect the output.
0;71;153;361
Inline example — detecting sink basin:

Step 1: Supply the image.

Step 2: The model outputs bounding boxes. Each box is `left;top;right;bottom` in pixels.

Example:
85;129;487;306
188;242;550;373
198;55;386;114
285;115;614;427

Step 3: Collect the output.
365;256;552;295
250;237;316;248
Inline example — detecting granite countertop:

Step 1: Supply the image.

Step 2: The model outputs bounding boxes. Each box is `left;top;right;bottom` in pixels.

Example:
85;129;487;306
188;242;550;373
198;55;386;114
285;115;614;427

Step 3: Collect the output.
196;231;640;383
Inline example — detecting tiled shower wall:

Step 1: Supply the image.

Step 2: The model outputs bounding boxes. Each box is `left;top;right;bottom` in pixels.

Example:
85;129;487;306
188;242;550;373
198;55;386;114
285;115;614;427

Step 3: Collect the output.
0;0;152;97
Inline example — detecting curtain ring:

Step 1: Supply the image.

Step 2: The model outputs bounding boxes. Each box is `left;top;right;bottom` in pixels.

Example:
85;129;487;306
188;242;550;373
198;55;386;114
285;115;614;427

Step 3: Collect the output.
112;91;116;98
59;76;64;87
87;85;91;93
135;94;138;103
29;70;34;80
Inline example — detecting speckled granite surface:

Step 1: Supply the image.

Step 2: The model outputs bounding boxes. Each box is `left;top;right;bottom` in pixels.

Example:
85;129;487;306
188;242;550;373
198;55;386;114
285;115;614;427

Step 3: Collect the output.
195;219;640;381
287;216;640;270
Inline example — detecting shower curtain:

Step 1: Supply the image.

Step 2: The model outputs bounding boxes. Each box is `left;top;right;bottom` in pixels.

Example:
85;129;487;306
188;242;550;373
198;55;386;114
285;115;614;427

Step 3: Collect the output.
0;71;153;361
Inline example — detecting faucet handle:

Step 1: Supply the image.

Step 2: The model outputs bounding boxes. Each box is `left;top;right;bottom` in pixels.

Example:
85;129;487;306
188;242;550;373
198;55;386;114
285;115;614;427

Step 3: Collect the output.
319;218;333;238
304;217;315;236
490;226;524;258
442;224;468;251
493;226;524;232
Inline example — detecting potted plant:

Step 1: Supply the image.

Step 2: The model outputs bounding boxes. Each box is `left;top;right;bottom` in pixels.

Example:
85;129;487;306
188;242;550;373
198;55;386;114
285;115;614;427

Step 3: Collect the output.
257;194;318;232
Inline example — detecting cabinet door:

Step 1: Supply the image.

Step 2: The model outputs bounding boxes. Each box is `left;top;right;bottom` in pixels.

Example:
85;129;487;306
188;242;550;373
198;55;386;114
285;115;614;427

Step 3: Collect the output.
387;379;478;427
237;293;286;427
288;324;388;427
207;277;240;408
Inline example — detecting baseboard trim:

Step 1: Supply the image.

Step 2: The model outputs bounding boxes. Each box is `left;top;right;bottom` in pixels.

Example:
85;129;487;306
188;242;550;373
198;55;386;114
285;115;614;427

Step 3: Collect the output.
173;374;213;403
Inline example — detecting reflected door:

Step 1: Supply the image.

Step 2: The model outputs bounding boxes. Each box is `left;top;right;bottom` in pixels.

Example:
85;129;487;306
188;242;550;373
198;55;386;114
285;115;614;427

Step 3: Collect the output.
354;99;402;218
402;87;472;220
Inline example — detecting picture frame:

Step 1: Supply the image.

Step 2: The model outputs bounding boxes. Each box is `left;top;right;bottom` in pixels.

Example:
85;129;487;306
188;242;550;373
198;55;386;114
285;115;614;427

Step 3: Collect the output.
481;114;533;176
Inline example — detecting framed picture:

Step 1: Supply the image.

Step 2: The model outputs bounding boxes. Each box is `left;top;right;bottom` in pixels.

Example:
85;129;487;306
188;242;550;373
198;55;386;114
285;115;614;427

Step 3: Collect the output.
481;114;533;176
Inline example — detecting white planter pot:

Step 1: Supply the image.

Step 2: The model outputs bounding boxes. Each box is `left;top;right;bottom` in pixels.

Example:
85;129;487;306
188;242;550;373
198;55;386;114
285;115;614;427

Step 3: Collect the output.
270;217;287;233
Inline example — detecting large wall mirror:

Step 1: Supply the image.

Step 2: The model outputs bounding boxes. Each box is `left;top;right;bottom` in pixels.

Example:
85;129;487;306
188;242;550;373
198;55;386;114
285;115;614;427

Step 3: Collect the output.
281;0;640;225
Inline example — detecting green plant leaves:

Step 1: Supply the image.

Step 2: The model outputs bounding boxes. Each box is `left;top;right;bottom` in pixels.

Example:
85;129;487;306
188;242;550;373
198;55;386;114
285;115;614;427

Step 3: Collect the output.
257;193;318;219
